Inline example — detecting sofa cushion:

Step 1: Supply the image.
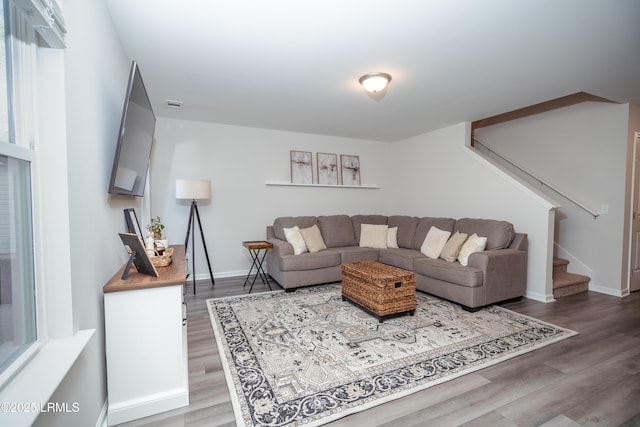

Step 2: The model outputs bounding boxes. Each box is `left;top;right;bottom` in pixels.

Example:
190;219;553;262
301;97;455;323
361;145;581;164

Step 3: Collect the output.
458;233;488;266
420;226;451;259
299;224;327;253
317;215;357;247
279;251;341;271
359;224;389;248
283;226;307;255
440;231;468;262
388;215;419;249
455;218;515;250
411;217;456;250
273;216;317;241
351;215;388;242
379;248;425;271
414;258;483;287
330;246;380;264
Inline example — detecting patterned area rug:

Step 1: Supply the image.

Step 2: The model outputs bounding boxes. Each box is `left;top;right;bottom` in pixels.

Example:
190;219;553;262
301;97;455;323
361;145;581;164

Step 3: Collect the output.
207;284;576;427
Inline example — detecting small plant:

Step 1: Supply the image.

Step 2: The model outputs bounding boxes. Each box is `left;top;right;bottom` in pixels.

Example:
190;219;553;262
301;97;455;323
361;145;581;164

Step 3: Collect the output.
147;216;165;239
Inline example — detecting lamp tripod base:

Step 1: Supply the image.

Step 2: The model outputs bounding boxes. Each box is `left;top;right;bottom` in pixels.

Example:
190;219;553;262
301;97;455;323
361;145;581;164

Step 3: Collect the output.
184;200;214;294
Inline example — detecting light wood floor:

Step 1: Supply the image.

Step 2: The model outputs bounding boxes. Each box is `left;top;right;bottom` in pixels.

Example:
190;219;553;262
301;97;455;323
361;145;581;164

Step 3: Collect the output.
118;277;640;427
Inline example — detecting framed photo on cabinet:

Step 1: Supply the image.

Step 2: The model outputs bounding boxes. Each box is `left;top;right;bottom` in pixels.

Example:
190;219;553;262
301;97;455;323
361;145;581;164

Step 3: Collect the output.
118;232;159;278
124;208;143;242
317;152;338;185
290;150;313;184
340;154;361;186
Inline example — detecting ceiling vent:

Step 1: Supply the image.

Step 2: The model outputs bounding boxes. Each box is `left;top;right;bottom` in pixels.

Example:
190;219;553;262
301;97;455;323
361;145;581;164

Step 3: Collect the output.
165;99;184;110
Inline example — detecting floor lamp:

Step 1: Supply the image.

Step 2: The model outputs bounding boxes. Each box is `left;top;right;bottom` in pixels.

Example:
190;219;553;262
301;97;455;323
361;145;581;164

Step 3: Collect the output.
176;179;215;294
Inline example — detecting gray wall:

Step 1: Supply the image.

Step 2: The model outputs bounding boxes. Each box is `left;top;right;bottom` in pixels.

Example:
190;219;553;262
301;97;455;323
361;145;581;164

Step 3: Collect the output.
34;0;135;425
150;118;394;276
475;101;636;295
389;123;556;300
150;120;556;301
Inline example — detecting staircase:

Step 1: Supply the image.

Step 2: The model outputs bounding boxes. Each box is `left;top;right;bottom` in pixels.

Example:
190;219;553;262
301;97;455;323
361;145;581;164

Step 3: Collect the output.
553;257;590;298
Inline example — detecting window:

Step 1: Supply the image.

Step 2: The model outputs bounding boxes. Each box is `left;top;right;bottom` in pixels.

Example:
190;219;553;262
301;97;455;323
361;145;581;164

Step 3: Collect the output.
0;0;10;142
0;0;37;378
0;156;36;374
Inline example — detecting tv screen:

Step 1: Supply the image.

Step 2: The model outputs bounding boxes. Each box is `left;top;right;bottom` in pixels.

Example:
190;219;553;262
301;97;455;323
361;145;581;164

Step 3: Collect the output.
108;61;156;197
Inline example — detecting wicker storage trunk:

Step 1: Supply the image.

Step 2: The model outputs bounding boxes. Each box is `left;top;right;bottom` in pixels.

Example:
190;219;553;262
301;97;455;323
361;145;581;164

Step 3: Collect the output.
341;260;416;322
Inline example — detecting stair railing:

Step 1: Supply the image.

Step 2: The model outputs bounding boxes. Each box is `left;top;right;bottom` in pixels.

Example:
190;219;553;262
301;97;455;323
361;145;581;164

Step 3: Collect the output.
473;137;600;219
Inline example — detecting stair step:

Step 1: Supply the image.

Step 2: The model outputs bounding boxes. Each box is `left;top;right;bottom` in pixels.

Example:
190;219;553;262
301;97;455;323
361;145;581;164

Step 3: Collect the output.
553;271;590;298
553;257;569;274
553;271;590;288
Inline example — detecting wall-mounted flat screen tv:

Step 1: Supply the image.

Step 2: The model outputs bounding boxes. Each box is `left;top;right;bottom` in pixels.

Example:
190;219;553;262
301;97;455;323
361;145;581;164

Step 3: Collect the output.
108;61;156;197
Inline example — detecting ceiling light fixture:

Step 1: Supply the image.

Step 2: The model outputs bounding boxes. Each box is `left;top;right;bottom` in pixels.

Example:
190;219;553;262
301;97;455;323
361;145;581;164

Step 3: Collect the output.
359;72;392;93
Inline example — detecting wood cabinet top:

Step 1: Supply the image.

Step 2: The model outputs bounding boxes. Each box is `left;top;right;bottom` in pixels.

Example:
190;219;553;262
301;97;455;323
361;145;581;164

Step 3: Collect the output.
103;245;186;293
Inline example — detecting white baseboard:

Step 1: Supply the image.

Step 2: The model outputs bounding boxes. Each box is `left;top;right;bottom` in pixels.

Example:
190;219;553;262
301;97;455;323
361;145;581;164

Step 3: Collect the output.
95;400;108;427
192;268;258;282
525;290;555;303
107;390;189;426
588;283;626;297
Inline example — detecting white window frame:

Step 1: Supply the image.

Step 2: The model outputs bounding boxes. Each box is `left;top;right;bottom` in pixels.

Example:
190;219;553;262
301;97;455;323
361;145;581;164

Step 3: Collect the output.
0;0;40;388
12;0;65;49
0;3;92;424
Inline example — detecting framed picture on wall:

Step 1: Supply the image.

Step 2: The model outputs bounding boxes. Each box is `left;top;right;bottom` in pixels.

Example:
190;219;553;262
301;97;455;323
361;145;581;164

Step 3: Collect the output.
340;154;361;186
290;150;313;184
317;152;338;185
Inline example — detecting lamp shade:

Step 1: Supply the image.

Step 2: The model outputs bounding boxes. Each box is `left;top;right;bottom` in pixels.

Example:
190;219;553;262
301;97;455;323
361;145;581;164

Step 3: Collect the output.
176;179;211;200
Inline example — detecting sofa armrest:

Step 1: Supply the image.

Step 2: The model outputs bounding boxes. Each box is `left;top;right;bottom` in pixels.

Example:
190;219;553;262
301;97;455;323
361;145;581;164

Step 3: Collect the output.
267;237;294;257
468;249;527;304
509;233;528;251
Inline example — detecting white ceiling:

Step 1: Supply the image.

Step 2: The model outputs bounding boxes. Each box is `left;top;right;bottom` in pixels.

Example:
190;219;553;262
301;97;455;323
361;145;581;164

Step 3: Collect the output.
104;0;640;142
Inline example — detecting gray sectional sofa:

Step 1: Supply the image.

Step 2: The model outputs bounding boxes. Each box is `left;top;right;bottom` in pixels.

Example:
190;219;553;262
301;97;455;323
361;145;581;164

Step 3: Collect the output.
265;215;527;311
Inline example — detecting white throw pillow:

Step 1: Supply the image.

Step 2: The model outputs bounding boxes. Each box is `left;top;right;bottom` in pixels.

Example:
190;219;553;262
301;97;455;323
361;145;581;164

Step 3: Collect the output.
359;224;389;249
387;226;399;248
283;226;308;255
457;233;488;266
421;226;451;259
299;224;327;253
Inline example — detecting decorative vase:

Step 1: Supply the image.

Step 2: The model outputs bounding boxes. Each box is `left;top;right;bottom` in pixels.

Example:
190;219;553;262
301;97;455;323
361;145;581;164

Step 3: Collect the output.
145;233;156;257
155;239;169;252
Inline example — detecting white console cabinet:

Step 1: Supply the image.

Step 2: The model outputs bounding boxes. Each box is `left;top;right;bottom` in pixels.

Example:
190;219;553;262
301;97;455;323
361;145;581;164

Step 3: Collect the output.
103;245;188;426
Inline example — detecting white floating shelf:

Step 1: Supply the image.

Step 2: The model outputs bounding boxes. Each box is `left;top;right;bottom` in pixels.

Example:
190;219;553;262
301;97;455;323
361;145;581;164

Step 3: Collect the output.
265;180;380;189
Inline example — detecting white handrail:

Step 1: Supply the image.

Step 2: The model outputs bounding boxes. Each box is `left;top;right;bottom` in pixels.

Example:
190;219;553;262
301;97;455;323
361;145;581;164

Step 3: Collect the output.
473;137;600;219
